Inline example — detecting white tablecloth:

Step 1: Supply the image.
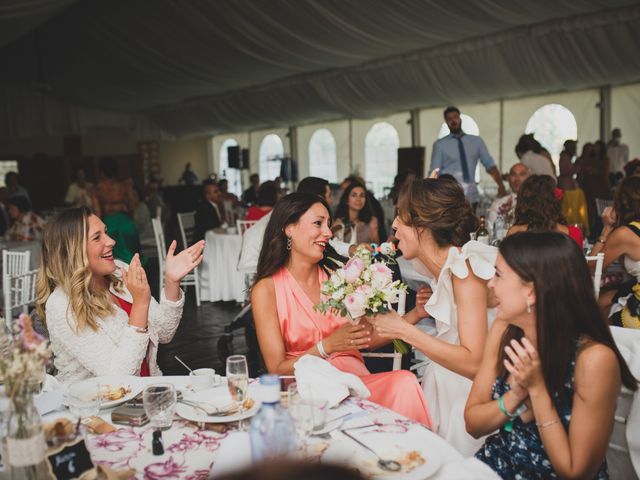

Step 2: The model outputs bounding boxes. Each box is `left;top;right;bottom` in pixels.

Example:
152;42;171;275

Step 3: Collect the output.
200;231;246;303
41;376;499;480
0;240;41;270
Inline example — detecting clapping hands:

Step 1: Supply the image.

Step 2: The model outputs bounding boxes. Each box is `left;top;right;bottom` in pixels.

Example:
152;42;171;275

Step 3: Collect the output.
122;253;151;305
503;338;544;394
164;240;205;285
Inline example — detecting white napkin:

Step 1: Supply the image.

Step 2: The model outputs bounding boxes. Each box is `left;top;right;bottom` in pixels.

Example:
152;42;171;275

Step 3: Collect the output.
208;432;251;478
34;374;65;416
294;355;370;408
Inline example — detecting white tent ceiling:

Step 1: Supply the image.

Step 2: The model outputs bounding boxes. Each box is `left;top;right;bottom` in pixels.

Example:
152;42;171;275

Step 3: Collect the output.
1;0;640;137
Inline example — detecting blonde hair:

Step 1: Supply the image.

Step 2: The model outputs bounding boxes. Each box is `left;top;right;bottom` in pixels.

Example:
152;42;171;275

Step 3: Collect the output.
36;207;123;332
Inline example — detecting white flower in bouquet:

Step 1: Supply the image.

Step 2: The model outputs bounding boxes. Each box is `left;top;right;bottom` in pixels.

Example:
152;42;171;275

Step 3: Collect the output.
344;291;368;319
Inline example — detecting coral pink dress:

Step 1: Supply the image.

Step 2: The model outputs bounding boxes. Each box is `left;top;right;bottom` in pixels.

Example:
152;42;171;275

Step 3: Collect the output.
273;267;432;427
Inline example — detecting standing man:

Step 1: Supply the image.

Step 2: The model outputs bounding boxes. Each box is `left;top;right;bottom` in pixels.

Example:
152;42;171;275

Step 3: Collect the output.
606;128;629;186
430;107;506;207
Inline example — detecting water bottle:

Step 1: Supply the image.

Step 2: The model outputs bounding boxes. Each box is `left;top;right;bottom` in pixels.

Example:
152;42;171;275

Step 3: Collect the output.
493;214;508;243
249;374;297;462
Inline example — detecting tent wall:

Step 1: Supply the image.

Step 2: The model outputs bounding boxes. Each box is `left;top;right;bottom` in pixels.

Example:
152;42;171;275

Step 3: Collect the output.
612;83;640;162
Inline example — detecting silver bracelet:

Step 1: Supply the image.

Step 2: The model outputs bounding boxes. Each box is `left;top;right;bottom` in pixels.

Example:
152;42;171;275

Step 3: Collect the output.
316;340;329;359
127;324;148;334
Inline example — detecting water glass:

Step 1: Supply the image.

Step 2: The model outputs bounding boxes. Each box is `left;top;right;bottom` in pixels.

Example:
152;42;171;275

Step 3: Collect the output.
142;383;177;431
226;355;249;429
67;379;101;419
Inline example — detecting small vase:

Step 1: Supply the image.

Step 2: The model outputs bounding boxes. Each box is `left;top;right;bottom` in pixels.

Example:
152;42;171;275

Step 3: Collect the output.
5;385;49;480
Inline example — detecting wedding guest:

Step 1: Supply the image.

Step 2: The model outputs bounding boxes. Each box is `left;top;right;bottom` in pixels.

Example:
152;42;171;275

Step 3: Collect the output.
5;171;30;201
486;163;529;229
588;176;640;328
219;179;240;208
92;158;140;263
507;175;583;246
0;187;9;237
131;188;154;244
364;176;495;454
194;181;223;241
251;192;431;425
339;175;387;241
557;140;578;191
178;162;198;185
242;173;261;207
607;128;629;187
36;207;204;383
64;168;94;209
244;181;279;221
333;181;380;245
577;140;611;232
5;196;46;242
466;232;637;478
515;134;556;178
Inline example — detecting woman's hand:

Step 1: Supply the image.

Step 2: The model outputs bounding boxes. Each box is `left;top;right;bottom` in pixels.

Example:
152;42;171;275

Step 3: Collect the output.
164;240;205;284
367;310;410;341
503;338;544;392
122;254;151;305
414;284;433;318
601;206;617;228
324;322;372;354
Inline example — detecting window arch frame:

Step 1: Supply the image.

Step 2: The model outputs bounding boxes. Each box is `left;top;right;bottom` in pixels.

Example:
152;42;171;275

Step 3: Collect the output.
364;121;400;198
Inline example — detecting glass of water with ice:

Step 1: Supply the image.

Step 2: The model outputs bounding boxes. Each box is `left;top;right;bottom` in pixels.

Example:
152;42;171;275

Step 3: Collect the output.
143;383;177;430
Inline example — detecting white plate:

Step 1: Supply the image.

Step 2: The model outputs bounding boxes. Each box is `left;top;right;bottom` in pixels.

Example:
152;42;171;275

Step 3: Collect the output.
93;375;145;409
322;424;443;479
176;386;259;424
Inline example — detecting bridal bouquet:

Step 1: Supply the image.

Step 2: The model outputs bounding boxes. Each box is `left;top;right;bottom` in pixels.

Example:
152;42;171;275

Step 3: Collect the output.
315;243;411;354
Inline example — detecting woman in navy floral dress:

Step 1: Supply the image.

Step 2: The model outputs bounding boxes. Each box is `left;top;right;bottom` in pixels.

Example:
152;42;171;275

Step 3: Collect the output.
465;232;637;479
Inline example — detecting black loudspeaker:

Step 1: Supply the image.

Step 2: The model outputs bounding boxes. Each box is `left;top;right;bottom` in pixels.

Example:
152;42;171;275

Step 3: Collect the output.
241;148;250;169
228;146;240;169
397;147;425;178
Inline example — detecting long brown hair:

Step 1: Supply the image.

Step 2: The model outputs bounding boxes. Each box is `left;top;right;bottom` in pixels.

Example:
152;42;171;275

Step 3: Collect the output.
35;207;123;332
497;232;637;397
396;176;477;247
254;193;332;284
513;175;565;231
614;176;640;227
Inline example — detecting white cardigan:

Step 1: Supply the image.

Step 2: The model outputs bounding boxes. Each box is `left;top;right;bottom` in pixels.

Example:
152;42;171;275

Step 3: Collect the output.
46;262;184;383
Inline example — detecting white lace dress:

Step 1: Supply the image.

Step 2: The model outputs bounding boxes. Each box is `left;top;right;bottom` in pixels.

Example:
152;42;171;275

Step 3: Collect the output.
420;240;497;456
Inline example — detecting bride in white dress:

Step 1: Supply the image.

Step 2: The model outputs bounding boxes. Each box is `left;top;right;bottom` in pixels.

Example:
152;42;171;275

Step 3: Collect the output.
368;176;497;456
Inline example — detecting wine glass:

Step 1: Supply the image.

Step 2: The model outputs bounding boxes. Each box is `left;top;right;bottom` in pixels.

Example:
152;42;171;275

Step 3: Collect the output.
142;383;177;431
226;355;249;430
67;379;101;420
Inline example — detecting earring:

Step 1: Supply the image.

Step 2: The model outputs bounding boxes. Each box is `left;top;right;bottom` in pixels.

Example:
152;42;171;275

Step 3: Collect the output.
526;299;532;314
286;237;292;251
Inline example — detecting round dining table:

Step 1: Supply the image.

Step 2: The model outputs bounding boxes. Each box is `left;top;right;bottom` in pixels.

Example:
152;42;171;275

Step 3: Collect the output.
39;376;499;480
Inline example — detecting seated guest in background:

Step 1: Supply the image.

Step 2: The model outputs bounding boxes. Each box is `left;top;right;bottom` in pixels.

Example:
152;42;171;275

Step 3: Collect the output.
333;181;379;245
366;176;494;455
486;163;529;229
5;171;30;201
131;187;154;244
242;173;261;206
466;232;637;479
515;134;556;178
237;177;368;275
36;207;204;383
507;175;583;246
64;168;94;209
589;177;640;328
218;179;240;207
245;181;279;221
5;196;46;242
194;180;223;241
251;193;431;425
339;175;387;241
92;158;140;263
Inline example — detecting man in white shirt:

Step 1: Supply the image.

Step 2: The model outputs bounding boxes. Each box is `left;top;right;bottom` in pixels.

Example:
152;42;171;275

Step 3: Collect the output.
606;128;629;185
237;177;362;275
64;168;94;209
486;163;530;229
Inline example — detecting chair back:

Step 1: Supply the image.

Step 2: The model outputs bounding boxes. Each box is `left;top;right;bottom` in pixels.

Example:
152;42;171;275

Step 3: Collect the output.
151;218;166;295
586;252;605;297
4;269;38;329
177;211;196;249
3;250;31;324
236;220;258;236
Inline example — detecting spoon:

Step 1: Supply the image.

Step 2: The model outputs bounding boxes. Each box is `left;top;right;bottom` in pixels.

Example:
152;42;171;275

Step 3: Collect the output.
341;429;401;472
174;355;193;373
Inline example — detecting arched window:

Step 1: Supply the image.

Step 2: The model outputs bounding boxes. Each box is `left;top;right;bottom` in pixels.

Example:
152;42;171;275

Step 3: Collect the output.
259;134;284;182
219;138;241;197
308;128;337;183
438;114;482;182
525;104;577;164
365;122;399;197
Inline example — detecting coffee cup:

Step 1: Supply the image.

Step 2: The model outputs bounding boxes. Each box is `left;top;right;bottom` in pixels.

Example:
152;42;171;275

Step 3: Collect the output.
189;368;221;391
226;226;237;235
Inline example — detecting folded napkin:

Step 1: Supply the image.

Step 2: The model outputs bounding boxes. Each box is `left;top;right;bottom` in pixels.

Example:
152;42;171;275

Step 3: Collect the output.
294;355;369;408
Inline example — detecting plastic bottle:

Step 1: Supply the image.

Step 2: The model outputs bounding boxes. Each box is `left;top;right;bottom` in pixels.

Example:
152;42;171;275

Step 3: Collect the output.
249;374;297;462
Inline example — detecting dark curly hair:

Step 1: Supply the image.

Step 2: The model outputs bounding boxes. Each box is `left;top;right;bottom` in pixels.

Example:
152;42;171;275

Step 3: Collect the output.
513;175;565;231
614;176;640;227
397;176;478;247
334;181;373;224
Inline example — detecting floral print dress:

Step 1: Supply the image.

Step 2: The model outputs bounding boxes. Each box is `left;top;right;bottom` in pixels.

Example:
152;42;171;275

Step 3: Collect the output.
475;342;608;479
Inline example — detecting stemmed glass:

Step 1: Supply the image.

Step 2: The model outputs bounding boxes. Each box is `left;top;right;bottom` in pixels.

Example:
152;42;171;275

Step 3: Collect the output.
226;355;249;430
287;383;327;457
142;383;177;431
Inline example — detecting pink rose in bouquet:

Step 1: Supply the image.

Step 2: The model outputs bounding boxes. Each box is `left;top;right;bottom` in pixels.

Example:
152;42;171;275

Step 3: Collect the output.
342;256;365;283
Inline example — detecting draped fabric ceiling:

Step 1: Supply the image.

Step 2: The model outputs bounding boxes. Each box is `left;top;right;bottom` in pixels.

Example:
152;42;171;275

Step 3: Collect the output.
1;0;640;137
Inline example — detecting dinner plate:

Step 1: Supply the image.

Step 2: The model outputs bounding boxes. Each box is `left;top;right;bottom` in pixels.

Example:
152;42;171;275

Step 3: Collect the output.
176;386;260;424
93;375;145;409
322;424;443;479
